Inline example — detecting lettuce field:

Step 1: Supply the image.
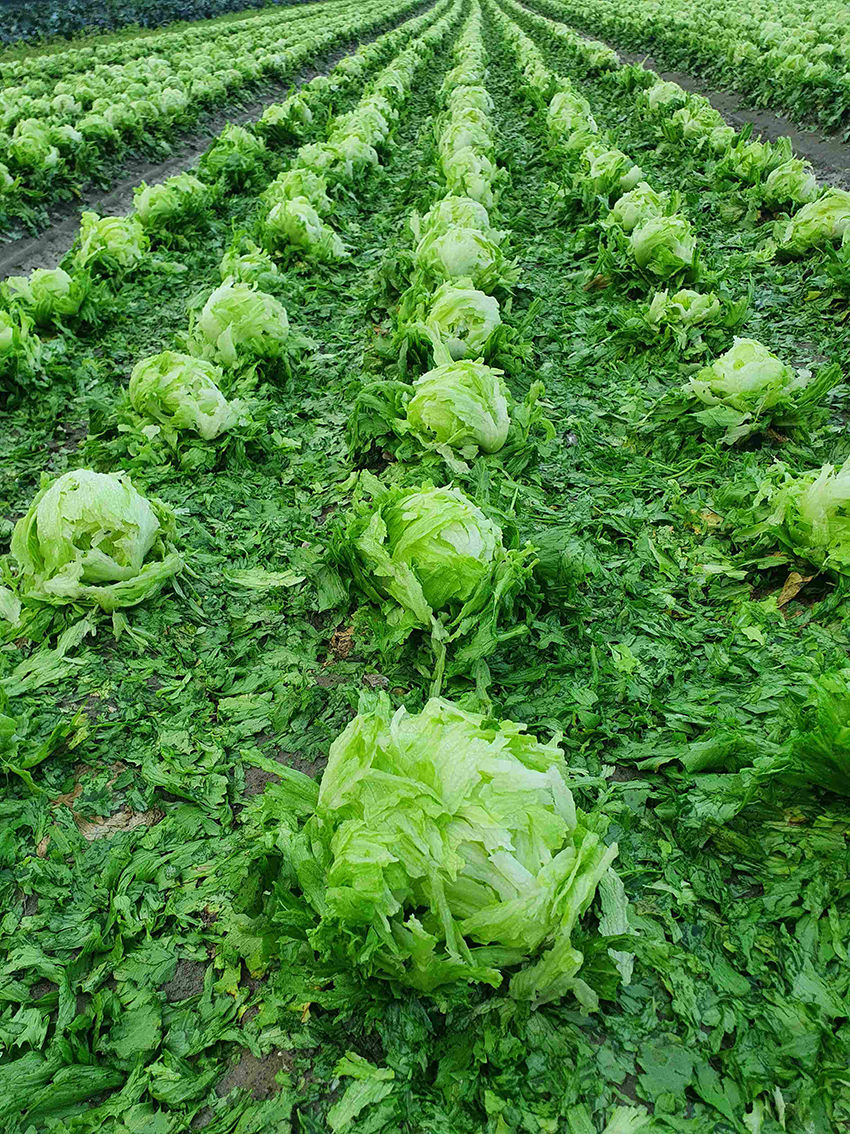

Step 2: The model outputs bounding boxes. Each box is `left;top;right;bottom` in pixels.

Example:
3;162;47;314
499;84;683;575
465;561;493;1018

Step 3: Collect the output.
1;0;849;1130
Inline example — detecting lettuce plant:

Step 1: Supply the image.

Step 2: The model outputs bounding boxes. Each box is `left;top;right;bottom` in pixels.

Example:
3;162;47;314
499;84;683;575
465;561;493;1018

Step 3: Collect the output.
0;308;41;391
606;181;669;233
194;282;290;366
405;359;510;454
629;213;696;278
128;350;239;440
72;212;149;275
413;226;515;291
219;240;279;288
775;188;850;254
256;95;314;147
761;159;818;207
423;279;502;361
412;194;500;243
350;483;502;619
262;168;331;214
3;267;88;327
133;172;211;232
263;198;345;261
647;288;722;329
9;469;181;610
743;459;850;573
288;694;621;1003
684;338;837;443
198;124;267;190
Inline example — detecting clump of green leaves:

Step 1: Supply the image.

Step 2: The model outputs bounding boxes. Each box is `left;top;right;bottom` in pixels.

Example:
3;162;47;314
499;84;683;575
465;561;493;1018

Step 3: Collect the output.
265;693;623;1004
8;468;182;611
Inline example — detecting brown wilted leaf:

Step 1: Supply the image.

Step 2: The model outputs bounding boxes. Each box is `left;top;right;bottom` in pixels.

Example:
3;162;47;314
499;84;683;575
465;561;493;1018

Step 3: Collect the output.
776;571;814;608
327;625;355;662
52;782;83;810
36;836;50;858
362;673;389;690
584;273;611;292
76;807;163;841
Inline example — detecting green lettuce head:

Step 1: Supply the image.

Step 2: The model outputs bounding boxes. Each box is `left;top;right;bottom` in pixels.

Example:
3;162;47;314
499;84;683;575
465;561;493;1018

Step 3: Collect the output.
353;484;500;620
219;240;279;288
72;212;149;275
607;182;667;233
582;143;643;198
690;338;796;412
10;469;181;610
406;359;510;454
775;188;850;253
296;694;620;1002
629;213;696;278
128;350;238;440
761;159;818;207
745;459;850;574
414;195;498;242
264;197;345;261
195;282;289;366
547;88;596;147
687;338;836;443
133;172;211;231
441;146;498;209
329;134;379;180
3;267;88;326
424;279;501;361
0;308;41;384
262;167;331;214
414;226;514;291
645;80;686;112
647;288;721;327
256;95;313;147
198;124;267;189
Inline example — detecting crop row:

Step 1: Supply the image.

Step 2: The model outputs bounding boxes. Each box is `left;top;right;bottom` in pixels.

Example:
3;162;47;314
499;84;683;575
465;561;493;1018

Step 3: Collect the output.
520;0;850;131
0;0;422;234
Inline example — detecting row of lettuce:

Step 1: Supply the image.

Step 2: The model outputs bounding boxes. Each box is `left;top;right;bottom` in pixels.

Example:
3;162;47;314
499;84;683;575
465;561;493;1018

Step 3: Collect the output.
295;2;629;1006
0;0;634;1014
521;0;850;131
0;0;443;396
0;0;420;234
506;0;850;307
488;0;850;538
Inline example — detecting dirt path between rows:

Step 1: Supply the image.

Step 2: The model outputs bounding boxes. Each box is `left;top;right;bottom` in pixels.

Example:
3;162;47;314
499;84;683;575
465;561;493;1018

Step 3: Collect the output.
610;47;850;190
0;1;432;280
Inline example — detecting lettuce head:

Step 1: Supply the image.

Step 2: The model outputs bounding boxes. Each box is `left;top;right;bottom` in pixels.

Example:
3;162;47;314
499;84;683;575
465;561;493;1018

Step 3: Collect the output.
3;267;88;326
72;212;148;274
775;188;850;253
195;282;290;366
406;359;510;454
294;694;621;1002
128;350;239;440
424;279;501;361
10;469;181;610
